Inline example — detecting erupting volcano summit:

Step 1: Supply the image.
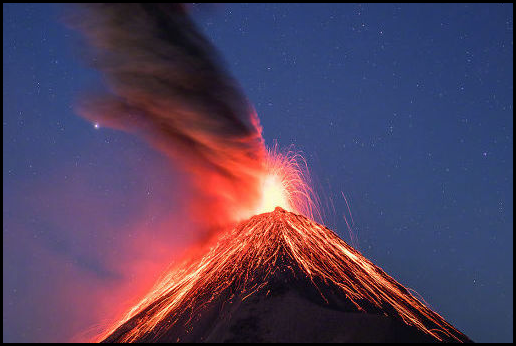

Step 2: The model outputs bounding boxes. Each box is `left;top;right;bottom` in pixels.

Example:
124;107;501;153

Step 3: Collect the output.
100;207;472;343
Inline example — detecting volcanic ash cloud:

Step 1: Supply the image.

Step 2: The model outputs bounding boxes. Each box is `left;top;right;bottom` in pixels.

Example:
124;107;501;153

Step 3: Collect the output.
71;3;267;229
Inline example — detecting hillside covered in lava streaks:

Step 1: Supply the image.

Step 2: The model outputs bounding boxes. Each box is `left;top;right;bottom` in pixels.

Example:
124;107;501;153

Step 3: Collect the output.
100;207;472;343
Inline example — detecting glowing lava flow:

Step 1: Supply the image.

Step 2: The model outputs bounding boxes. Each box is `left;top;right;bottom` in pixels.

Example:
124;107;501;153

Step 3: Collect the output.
97;207;470;343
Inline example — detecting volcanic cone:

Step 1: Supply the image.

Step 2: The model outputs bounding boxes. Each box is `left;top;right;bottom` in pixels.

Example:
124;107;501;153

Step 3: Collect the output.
101;207;472;343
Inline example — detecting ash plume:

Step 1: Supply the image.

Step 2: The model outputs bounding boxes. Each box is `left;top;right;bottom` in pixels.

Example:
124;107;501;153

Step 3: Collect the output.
70;3;266;228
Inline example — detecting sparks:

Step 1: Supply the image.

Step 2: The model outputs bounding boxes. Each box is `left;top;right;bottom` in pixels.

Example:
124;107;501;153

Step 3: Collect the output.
96;208;470;343
251;145;322;223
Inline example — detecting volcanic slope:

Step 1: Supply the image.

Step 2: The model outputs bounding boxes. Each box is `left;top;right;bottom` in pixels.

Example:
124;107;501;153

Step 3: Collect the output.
101;207;472;343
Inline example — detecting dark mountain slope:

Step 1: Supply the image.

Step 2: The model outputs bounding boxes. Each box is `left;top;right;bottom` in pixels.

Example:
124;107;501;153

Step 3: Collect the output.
101;207;472;343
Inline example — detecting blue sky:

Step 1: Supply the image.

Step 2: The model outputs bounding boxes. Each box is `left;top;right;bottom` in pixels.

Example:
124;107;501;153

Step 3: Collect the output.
3;3;513;342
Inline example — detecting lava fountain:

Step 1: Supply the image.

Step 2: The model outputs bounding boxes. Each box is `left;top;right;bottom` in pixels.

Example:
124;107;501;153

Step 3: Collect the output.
253;146;321;222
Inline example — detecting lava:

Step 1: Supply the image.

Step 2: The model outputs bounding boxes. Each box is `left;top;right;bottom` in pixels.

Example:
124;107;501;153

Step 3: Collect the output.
251;146;321;222
97;207;470;343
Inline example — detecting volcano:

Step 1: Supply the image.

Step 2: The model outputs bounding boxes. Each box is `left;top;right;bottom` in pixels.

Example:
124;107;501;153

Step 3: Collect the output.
100;207;472;343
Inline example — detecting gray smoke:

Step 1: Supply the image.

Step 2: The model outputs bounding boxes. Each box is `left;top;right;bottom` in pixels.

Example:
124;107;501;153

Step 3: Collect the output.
70;4;267;227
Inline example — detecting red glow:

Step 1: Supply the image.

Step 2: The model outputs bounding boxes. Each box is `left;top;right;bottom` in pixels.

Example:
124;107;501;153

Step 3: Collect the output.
94;152;469;343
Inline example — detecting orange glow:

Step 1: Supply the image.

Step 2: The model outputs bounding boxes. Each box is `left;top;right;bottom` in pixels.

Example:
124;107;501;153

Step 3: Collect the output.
257;173;290;213
93;145;468;343
96;209;469;343
250;145;321;222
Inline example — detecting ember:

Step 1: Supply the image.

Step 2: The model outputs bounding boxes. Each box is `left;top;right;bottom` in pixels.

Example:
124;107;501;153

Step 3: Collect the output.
98;207;470;343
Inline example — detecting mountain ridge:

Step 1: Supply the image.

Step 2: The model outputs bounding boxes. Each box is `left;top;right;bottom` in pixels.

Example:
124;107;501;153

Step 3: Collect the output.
101;207;472;343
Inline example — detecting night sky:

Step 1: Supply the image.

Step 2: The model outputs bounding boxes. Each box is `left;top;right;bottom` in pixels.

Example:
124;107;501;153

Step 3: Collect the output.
3;3;513;343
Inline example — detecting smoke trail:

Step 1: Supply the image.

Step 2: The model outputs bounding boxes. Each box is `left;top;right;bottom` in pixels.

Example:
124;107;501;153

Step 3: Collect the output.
70;4;266;230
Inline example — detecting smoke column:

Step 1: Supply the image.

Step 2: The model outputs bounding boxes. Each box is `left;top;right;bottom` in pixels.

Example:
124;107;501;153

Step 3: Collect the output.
71;3;267;231
68;5;322;340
